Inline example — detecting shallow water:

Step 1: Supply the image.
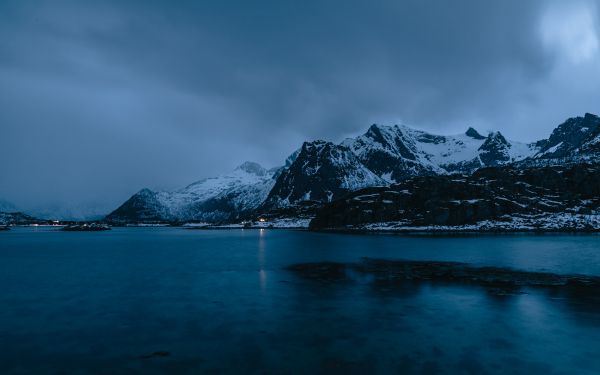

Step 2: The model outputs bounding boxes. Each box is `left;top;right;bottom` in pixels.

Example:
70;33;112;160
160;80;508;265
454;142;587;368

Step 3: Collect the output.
0;227;599;374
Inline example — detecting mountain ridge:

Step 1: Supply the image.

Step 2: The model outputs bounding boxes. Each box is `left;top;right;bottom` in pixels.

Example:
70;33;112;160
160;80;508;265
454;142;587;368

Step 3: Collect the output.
105;113;600;224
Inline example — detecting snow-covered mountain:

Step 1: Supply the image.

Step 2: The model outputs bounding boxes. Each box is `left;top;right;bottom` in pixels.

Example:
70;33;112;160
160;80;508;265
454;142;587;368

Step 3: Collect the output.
0;199;17;213
342;124;537;182
24;203;112;221
263;125;537;209
0;199;51;225
524;113;600;165
263;141;386;208
105;113;600;224
106;162;279;223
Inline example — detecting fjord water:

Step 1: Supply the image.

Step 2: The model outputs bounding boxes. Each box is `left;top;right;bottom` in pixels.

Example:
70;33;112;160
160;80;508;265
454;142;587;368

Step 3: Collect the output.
0;228;599;374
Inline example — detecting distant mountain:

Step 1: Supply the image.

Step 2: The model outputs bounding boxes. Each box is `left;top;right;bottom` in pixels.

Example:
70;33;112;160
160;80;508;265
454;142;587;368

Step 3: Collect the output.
106;113;600;225
24;203;110;221
0;199;80;225
0;200;39;225
0;211;50;226
0;199;17;212
0;197;112;221
105;162;279;223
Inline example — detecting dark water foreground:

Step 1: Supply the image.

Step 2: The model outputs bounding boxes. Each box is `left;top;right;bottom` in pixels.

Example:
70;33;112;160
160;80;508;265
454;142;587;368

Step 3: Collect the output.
0;228;599;374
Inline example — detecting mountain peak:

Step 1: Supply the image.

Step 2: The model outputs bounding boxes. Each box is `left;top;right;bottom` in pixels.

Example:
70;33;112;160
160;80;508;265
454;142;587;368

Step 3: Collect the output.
137;188;156;196
300;140;333;155
365;124;389;143
478;131;511;166
486;131;509;145
303;140;329;147
465;127;485;140
235;161;267;176
368;123;381;131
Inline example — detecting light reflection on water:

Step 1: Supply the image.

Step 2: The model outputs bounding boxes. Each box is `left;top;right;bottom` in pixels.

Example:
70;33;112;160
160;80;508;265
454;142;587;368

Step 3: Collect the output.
0;227;598;374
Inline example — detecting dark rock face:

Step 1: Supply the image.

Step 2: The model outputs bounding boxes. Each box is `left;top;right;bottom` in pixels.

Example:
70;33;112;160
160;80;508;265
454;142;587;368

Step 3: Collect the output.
262;140;384;208
538;113;600;156
364;124;418;160
529;113;600;163
478;132;511;166
465;127;486;140
357;149;438;182
310;164;600;229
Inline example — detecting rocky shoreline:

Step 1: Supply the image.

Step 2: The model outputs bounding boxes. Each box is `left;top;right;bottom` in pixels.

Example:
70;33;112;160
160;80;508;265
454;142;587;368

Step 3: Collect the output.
309;164;600;231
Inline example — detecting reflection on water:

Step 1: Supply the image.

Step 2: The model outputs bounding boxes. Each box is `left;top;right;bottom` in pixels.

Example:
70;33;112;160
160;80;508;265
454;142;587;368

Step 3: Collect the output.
0;228;599;374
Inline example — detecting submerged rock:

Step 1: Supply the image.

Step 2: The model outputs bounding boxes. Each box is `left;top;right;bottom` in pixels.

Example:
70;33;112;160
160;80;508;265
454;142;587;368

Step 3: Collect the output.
140;351;170;359
287;259;600;290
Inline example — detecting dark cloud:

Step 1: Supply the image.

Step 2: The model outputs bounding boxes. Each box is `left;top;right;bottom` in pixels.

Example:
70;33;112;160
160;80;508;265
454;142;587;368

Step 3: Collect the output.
0;0;598;217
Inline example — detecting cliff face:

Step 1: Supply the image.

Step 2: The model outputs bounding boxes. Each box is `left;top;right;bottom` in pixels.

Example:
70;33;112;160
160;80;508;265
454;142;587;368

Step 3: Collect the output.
262;140;385;209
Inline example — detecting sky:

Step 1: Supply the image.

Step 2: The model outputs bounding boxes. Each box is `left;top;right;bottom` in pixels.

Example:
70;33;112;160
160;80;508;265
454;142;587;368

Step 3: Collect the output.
1;0;599;218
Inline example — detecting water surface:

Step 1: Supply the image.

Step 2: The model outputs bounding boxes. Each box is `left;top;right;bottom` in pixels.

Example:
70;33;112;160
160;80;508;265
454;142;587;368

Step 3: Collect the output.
0;228;599;374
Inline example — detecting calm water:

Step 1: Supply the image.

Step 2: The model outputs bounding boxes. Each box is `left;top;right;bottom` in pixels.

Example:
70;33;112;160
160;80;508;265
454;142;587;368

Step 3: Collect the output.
0;228;599;374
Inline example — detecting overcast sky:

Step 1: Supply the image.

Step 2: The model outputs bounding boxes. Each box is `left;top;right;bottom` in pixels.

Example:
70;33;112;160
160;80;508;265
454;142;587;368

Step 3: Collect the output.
1;0;599;216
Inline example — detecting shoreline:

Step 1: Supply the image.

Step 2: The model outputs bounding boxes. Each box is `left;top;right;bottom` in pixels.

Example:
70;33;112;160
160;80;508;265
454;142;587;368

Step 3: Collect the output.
310;227;600;235
6;223;600;235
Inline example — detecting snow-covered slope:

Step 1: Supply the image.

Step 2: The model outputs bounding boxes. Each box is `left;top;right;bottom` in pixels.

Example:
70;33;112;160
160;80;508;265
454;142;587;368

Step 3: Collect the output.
106;162;278;223
343;124;538;182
